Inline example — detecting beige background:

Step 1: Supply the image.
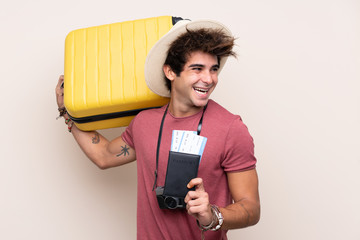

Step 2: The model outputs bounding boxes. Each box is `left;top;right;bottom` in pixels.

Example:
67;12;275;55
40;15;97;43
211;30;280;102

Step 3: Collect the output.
1;0;359;239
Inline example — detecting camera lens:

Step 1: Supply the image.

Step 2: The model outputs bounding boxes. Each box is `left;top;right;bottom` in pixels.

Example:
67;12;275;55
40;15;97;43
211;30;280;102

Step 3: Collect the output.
164;197;178;209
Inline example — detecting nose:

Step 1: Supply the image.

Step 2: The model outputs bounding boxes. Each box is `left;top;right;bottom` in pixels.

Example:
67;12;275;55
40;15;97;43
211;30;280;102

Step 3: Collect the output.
201;70;215;85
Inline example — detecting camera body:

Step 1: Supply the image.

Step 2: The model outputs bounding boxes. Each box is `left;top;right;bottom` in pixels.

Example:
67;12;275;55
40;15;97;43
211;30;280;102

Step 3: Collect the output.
155;151;200;210
155;186;186;209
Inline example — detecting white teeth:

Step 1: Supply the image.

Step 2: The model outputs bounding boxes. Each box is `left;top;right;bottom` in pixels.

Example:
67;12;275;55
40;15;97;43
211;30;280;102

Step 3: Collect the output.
194;87;208;93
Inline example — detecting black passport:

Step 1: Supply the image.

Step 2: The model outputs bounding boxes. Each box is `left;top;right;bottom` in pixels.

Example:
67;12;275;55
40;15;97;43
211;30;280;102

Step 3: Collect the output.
163;151;200;198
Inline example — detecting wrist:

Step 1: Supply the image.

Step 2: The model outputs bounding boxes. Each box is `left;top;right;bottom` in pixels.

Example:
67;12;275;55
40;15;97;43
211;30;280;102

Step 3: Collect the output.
197;205;223;232
200;206;214;227
57;107;74;133
57;107;66;118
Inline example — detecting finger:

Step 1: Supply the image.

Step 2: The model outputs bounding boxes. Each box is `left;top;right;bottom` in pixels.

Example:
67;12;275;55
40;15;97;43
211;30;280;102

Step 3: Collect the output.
186;195;212;221
56;86;64;97
187;203;209;215
186;197;203;215
187;190;209;203
187;197;204;209
56;75;64;89
187;178;205;192
56;77;65;95
184;190;198;203
58;75;64;84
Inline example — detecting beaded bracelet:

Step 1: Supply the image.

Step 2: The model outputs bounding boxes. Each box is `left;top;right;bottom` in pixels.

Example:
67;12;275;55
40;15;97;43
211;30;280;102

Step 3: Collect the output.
64;117;74;133
67;120;74;132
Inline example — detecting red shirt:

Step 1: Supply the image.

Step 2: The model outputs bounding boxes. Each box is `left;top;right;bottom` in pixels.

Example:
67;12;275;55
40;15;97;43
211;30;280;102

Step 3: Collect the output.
122;100;256;239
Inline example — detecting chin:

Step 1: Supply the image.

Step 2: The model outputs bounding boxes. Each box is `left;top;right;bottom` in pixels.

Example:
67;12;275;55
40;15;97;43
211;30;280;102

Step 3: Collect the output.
193;98;209;108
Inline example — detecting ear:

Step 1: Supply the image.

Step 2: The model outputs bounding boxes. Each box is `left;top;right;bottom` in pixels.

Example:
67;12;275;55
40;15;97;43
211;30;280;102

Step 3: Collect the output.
163;65;176;81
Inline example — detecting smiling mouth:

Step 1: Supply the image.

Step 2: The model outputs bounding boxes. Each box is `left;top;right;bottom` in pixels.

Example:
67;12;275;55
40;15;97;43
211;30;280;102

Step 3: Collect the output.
193;87;209;94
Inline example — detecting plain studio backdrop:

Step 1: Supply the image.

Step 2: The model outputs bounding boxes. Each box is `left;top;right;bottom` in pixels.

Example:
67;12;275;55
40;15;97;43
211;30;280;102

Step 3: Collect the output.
1;0;359;239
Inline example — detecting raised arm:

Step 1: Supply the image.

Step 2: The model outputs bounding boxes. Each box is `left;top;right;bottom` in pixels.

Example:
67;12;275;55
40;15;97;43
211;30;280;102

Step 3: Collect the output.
56;75;136;169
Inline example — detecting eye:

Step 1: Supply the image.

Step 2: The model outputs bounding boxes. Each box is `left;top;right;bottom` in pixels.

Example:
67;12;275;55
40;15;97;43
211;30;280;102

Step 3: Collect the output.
192;67;202;72
211;67;219;73
192;66;202;70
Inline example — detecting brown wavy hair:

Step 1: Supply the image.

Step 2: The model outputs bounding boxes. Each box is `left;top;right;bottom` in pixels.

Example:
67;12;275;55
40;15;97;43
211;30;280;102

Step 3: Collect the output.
164;27;236;91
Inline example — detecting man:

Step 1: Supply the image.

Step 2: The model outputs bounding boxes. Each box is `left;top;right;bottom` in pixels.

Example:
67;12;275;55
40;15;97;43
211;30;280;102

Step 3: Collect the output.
56;19;260;239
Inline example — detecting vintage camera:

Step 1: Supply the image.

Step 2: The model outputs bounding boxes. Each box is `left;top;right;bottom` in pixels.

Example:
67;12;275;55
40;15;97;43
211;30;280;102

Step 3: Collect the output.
155;186;186;209
155;151;200;210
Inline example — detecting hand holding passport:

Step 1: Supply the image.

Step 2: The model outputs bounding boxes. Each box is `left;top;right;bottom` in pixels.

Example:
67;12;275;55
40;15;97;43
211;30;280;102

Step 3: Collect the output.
163;131;207;198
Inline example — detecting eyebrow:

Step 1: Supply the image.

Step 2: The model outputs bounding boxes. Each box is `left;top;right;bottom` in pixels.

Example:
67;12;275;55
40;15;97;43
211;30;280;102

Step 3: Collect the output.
189;64;204;68
188;64;220;68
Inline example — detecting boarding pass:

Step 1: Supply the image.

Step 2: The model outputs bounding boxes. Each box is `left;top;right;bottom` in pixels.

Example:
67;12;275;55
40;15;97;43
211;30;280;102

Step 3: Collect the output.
171;130;207;161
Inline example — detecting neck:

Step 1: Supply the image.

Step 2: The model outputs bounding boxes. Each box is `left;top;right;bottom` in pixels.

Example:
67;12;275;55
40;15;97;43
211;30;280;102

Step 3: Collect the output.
168;99;204;118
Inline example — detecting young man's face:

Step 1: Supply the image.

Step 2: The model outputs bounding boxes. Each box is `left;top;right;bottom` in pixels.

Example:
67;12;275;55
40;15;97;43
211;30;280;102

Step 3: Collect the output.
165;51;219;113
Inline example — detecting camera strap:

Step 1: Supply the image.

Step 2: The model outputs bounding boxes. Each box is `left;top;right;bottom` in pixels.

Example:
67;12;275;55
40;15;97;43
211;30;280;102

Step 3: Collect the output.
152;104;207;191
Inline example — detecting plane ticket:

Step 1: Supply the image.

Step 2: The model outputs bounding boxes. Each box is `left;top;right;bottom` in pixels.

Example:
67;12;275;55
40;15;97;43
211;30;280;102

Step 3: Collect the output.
171;130;207;161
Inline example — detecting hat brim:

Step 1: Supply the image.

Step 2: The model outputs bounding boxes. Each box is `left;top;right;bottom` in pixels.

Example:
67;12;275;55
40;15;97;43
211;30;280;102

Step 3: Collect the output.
145;19;232;98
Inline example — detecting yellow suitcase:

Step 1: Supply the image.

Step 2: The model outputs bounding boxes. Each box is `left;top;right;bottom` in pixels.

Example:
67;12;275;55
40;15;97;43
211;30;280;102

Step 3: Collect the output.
64;16;179;131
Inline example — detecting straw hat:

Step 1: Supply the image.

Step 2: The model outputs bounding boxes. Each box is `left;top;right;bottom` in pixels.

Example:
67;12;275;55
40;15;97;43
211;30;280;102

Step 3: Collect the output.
144;18;232;97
